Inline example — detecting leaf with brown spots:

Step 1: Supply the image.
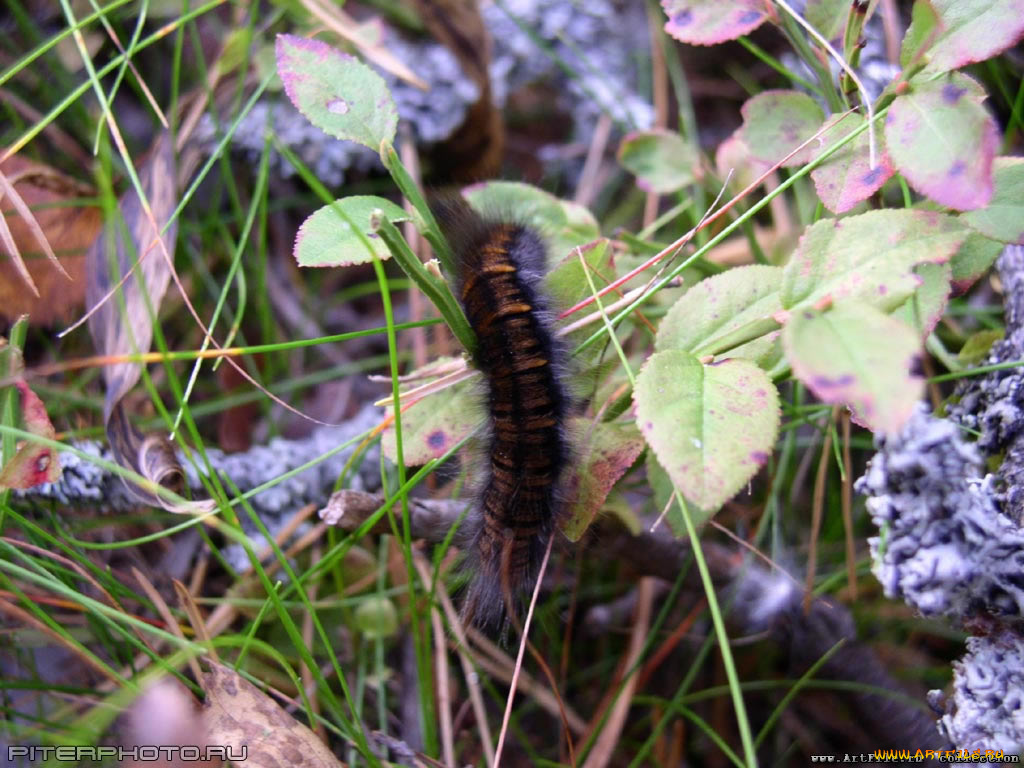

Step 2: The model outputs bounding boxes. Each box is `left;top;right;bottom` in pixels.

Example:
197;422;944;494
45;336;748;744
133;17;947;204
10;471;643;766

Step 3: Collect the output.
740;90;824;167
380;357;484;466
662;0;771;45
885;72;998;211
0;380;61;490
781;209;966;312
201;661;344;768
561;419;645;541
810;113;895;214
0;156;100;326
783;301;922;434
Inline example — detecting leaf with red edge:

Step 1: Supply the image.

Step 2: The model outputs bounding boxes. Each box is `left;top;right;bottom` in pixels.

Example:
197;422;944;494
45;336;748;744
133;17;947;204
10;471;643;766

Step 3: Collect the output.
784;301;923;434
662;0;770;46
561;420;645;541
781;209;966;311
922;0;1024;74
294;196;409;267
961;157;1024;245
741;90;825;167
276;34;397;149
0;381;60;490
810;113;894;214
885;72;998;211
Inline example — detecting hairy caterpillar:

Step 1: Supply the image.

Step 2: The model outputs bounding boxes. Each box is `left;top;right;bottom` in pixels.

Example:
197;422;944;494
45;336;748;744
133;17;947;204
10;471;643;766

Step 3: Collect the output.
436;200;570;629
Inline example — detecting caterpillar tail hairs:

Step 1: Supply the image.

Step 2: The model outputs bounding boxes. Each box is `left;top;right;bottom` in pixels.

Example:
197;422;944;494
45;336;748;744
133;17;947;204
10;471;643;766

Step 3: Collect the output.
431;193;570;633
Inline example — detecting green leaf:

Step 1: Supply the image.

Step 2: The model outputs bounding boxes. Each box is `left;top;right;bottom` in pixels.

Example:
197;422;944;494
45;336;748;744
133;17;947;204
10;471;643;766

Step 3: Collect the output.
662;0;769;45
656;265;783;368
781;209;966;311
885;72;998;210
810;113;894;214
740;90;825;167
545;239;612;314
294;196;410;267
950;231;1004;292
805;0;852;42
276;34;397;149
618;129;699;194
892;262;951;338
783;301;922;433
635;351;780;511
561;419;645;542
923;0;1024;74
961;157;1024;245
900;0;942;69
462;181;600;263
959;329;1004;366
380;359;484;466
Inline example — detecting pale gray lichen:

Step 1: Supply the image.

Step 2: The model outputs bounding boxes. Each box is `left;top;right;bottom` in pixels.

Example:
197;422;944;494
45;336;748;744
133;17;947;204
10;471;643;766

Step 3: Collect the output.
855;403;1024;622
930;629;1024;755
948;246;1024;522
483;0;654;137
20;405;382;528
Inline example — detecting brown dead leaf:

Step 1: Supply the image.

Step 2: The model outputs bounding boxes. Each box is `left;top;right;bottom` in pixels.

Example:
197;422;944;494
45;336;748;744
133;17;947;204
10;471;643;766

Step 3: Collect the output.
0;155;100;325
83;131;209;513
201;661;345;768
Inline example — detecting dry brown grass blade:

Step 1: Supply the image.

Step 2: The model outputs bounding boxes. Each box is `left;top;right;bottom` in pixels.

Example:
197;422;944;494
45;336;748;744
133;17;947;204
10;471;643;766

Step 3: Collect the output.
173;578;219;665
580;578;655;768
131;567;203;683
200;660;344;768
85;132;176;419
416;555;496;768
411;551;455;767
493;537;554;767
